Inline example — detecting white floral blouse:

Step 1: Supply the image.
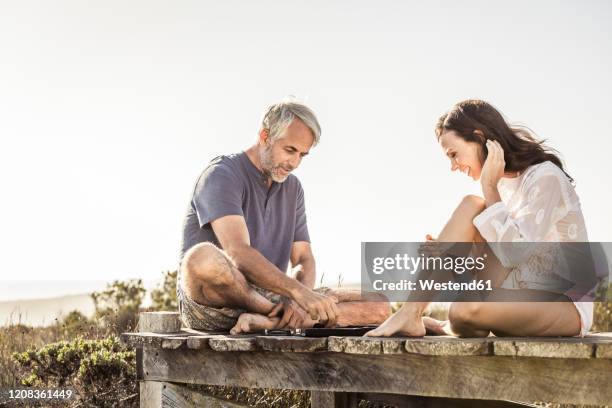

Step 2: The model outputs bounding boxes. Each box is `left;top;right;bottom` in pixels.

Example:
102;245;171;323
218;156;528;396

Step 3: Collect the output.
473;160;593;334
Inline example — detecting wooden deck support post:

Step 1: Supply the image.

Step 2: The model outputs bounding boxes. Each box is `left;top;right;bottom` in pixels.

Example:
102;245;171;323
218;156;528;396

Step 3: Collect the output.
138;312;177;408
311;391;360;408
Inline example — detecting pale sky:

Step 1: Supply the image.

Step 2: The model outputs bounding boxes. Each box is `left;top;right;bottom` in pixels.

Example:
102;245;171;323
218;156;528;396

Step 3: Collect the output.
1;1;611;295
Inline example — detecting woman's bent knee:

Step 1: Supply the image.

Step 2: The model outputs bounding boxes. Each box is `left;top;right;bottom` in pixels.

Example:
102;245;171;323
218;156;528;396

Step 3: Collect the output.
460;195;486;214
449;302;482;327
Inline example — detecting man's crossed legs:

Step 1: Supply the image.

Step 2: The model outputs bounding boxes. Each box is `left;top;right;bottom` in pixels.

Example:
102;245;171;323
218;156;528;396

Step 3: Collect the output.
178;242;391;334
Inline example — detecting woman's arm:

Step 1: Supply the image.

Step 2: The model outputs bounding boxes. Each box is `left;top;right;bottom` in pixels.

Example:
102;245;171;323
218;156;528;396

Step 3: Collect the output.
473;166;570;266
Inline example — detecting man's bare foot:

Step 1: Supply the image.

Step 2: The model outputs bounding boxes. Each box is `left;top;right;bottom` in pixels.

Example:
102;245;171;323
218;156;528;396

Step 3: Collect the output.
230;313;280;335
364;305;426;337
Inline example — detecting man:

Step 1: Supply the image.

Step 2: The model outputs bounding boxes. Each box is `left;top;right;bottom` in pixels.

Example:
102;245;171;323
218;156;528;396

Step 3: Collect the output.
178;100;390;334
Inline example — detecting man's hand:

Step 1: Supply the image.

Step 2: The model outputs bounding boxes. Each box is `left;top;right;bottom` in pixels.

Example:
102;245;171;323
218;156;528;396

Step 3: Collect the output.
290;287;339;327
268;298;310;329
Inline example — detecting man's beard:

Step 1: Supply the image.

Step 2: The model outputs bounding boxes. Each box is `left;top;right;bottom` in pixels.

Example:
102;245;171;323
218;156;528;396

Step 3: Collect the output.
261;146;289;183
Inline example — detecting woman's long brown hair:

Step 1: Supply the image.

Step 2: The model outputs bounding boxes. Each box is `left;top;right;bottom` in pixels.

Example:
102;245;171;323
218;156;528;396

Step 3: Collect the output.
435;99;573;182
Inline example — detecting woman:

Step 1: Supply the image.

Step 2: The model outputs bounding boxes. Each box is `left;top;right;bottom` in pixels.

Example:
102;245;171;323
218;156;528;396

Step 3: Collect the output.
366;99;592;338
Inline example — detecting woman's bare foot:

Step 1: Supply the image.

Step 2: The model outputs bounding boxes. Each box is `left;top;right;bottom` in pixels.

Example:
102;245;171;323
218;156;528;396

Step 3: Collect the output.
230;313;280;335
364;304;426;337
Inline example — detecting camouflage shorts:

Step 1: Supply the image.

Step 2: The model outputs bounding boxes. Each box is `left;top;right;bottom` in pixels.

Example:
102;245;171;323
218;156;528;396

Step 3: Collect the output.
177;273;333;332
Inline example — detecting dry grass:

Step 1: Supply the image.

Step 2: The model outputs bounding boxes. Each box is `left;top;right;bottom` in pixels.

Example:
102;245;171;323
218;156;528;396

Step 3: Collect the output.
0;320;61;387
0;313;102;387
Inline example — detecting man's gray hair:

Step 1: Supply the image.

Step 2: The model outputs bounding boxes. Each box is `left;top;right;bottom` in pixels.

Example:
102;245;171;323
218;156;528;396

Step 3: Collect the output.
261;100;321;146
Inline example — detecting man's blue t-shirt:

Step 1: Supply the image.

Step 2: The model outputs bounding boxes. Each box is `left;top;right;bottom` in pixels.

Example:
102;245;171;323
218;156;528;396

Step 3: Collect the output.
180;151;310;273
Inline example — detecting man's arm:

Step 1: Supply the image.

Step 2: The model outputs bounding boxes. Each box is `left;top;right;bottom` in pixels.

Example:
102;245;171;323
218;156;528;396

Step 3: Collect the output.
290;241;316;289
211;215;304;297
211;215;338;325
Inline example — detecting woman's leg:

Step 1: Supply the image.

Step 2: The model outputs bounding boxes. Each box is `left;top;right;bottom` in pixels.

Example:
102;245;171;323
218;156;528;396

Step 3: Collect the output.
437;195;486;241
449;299;581;337
366;195;487;337
440;196;581;337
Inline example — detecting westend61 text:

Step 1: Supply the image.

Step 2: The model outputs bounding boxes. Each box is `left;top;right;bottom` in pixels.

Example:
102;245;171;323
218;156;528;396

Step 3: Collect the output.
373;279;493;291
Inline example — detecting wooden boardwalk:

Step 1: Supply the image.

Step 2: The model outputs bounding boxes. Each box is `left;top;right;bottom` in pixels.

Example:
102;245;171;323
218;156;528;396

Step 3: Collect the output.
122;312;612;407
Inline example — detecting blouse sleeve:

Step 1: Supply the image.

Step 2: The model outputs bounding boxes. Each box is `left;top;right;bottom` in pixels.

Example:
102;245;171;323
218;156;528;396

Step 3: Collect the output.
473;167;571;267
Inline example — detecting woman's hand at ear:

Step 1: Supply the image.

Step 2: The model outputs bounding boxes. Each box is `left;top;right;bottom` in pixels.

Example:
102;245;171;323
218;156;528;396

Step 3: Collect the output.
480;140;504;207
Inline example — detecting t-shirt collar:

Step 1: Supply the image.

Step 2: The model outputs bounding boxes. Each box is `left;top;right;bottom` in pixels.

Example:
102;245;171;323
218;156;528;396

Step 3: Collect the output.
240;151;278;189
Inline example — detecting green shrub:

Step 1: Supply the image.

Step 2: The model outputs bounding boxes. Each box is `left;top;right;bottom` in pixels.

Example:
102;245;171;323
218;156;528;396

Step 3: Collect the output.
92;279;146;335
150;270;178;311
58;309;99;338
13;336;137;407
593;280;612;332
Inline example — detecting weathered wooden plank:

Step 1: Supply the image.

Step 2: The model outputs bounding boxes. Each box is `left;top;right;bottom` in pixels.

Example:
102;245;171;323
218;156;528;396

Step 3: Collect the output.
140;381;162;408
405;337;491;356
310;391;335;408
493;341;518;357
327;336;346;352
138;311;181;333
140;381;248;407
493;339;593;358
311;391;359;408
380;338;406;354
208;335;257;352
585;333;612;359
596;343;612;359
122;332;187;348
344;337;409;355
186;335;213;350
328;337;382;354
122;332;157;348
256;336;328;352
125;330;612;354
141;348;612;406
161;336;188;350
585;332;612;339
357;393;538;407
180;327;228;336
162;382;248;407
